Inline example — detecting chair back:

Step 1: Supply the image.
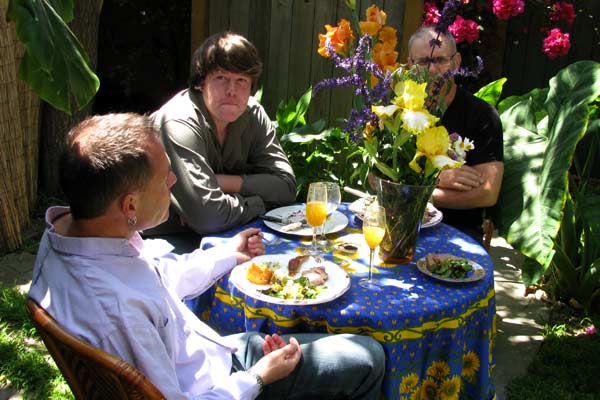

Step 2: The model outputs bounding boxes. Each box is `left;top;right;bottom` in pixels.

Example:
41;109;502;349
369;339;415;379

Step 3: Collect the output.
26;298;166;400
482;218;494;250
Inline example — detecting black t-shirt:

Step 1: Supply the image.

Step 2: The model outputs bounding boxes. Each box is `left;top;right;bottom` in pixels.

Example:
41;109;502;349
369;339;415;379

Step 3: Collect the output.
440;87;503;229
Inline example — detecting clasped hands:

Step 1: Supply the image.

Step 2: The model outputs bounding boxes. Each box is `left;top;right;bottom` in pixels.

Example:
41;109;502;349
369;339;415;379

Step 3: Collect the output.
437;165;484;191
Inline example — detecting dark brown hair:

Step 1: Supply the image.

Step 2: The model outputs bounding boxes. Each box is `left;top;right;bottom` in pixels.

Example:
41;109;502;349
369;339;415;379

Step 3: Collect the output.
59;113;157;220
189;32;262;91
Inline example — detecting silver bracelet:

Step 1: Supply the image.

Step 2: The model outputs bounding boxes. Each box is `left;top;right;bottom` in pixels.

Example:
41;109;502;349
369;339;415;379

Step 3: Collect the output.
248;371;265;393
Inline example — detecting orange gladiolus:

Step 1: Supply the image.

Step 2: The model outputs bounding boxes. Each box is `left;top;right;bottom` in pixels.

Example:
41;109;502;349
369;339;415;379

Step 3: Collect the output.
378;26;398;48
366;4;387;25
318;19;354;57
359;21;381;36
373;43;398;69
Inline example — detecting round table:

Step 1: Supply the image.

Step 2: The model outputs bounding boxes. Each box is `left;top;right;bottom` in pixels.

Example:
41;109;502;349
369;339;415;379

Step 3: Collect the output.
194;204;496;400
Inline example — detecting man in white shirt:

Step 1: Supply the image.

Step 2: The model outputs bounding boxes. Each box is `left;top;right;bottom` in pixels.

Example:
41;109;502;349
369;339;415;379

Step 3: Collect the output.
29;113;385;399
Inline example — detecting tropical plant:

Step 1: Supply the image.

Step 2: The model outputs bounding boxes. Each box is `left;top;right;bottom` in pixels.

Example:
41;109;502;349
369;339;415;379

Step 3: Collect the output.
493;60;600;312
6;0;99;114
272;87;360;200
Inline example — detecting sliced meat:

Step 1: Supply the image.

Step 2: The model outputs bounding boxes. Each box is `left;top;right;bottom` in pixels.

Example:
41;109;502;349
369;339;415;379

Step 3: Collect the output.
301;266;329;286
288;255;309;276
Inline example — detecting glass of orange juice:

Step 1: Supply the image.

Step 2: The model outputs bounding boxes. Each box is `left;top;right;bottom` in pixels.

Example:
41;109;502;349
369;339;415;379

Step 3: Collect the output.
359;203;386;290
306;182;328;258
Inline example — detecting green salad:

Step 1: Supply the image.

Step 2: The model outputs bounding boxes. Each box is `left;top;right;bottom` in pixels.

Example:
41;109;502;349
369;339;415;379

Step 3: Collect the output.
262;275;326;300
427;258;473;280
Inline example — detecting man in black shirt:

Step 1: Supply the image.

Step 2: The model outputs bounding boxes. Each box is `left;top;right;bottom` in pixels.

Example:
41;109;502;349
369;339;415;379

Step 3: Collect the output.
408;27;504;244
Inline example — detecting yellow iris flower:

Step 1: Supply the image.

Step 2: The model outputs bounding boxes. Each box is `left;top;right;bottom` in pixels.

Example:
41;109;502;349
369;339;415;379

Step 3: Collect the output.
409;126;462;173
372;104;399;119
396;80;428;111
401;109;438;133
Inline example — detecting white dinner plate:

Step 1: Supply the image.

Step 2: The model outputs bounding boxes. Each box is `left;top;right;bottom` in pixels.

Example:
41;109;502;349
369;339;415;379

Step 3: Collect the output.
263;205;348;236
229;254;351;305
415;255;485;283
349;199;443;229
421;203;443;229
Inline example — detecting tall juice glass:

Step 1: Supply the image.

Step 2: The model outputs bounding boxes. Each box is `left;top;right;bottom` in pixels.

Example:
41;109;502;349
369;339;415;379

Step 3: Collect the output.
318;182;341;246
306;182;328;258
359;204;386;290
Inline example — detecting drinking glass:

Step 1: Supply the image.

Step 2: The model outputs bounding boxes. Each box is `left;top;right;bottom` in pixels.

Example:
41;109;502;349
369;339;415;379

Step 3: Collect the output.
306;182;328;258
318;182;341;246
359;203;387;290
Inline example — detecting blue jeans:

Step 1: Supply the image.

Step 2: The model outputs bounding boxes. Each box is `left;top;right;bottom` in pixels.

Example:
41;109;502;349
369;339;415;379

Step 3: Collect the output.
229;332;385;400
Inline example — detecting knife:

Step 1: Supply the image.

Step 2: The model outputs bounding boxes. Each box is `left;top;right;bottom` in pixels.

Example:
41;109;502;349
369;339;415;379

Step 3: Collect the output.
259;214;308;225
343;186;376;201
258;214;286;224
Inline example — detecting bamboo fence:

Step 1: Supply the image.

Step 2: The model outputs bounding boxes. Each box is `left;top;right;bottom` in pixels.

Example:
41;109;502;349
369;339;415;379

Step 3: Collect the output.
0;0;40;253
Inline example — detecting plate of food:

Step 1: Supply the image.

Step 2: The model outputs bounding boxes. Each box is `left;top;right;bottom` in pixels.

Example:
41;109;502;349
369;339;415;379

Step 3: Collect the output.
262;205;348;236
421;203;443;228
415;253;485;283
229;254;351;305
349;199;443;229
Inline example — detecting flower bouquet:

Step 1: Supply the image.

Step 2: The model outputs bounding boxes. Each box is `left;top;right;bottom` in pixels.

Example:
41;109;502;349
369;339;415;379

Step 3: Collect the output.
315;4;474;262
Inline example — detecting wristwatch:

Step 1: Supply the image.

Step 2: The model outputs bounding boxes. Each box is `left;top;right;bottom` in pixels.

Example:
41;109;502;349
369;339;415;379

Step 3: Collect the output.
247;370;265;393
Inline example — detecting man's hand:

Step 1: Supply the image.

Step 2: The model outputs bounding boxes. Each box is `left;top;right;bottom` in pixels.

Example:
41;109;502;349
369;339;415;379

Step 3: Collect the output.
437;165;484;191
249;334;302;385
229;228;265;264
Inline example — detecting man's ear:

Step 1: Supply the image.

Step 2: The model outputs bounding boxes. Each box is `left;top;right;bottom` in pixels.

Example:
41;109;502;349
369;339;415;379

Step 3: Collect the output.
453;52;462;69
119;192;138;221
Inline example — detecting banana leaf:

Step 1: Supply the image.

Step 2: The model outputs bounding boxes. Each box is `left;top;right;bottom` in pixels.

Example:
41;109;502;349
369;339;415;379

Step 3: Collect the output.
6;0;99;114
474;77;506;107
495;61;600;285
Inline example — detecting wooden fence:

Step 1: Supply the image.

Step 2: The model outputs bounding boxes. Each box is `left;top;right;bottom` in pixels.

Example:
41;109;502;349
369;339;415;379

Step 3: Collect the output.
190;0;600;120
191;0;421;124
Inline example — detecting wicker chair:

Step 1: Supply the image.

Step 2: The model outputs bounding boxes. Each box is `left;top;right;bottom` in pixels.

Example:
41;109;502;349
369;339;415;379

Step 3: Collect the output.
482;218;494;251
26;298;165;400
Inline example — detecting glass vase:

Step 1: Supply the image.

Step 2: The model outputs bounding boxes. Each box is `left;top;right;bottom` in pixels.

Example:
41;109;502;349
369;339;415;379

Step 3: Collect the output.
374;177;435;264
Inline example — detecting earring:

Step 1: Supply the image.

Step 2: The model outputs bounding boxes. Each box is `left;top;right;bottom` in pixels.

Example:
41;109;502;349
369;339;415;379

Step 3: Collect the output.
127;216;137;226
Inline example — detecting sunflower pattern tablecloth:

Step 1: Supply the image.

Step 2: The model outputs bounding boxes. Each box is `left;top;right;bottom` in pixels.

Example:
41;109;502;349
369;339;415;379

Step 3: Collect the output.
192;204;496;400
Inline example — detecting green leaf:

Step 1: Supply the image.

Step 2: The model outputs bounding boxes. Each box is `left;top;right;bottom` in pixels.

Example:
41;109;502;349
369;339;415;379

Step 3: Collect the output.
254;86;263;103
7;0;99;114
521;256;545;286
496;61;600;276
47;0;74;21
579;193;600;268
498;87;549;118
474;77;507;106
292;87;312;126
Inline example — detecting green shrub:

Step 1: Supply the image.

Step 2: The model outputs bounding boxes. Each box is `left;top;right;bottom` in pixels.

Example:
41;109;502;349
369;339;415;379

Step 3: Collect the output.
491;61;600;313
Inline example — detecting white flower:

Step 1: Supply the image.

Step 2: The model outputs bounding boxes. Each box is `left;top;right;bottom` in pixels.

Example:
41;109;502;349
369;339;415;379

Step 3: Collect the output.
452;136;475;158
401;109;438;133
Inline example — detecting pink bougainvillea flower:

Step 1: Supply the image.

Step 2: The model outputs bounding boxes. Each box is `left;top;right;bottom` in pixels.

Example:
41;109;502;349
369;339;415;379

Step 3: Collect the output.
585;326;596;335
449;15;481;44
423;2;441;25
492;0;525;20
549;1;576;25
542;28;571;58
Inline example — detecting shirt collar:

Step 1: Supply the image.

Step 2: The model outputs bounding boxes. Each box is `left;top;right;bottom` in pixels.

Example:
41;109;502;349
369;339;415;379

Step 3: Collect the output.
45;206;141;258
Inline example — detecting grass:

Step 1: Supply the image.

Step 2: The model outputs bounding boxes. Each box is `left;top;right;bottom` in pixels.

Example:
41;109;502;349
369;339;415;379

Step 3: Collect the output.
505;305;600;400
0;285;72;399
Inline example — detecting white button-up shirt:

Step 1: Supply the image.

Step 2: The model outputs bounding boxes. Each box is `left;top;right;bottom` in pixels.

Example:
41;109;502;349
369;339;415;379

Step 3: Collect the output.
29;207;260;399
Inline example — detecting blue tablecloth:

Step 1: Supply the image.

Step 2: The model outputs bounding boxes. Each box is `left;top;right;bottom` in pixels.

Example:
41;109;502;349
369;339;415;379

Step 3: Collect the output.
193;204;496;400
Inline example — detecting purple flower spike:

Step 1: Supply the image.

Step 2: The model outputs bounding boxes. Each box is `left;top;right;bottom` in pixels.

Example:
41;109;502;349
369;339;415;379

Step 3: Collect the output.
436;0;462;34
449;132;460;141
